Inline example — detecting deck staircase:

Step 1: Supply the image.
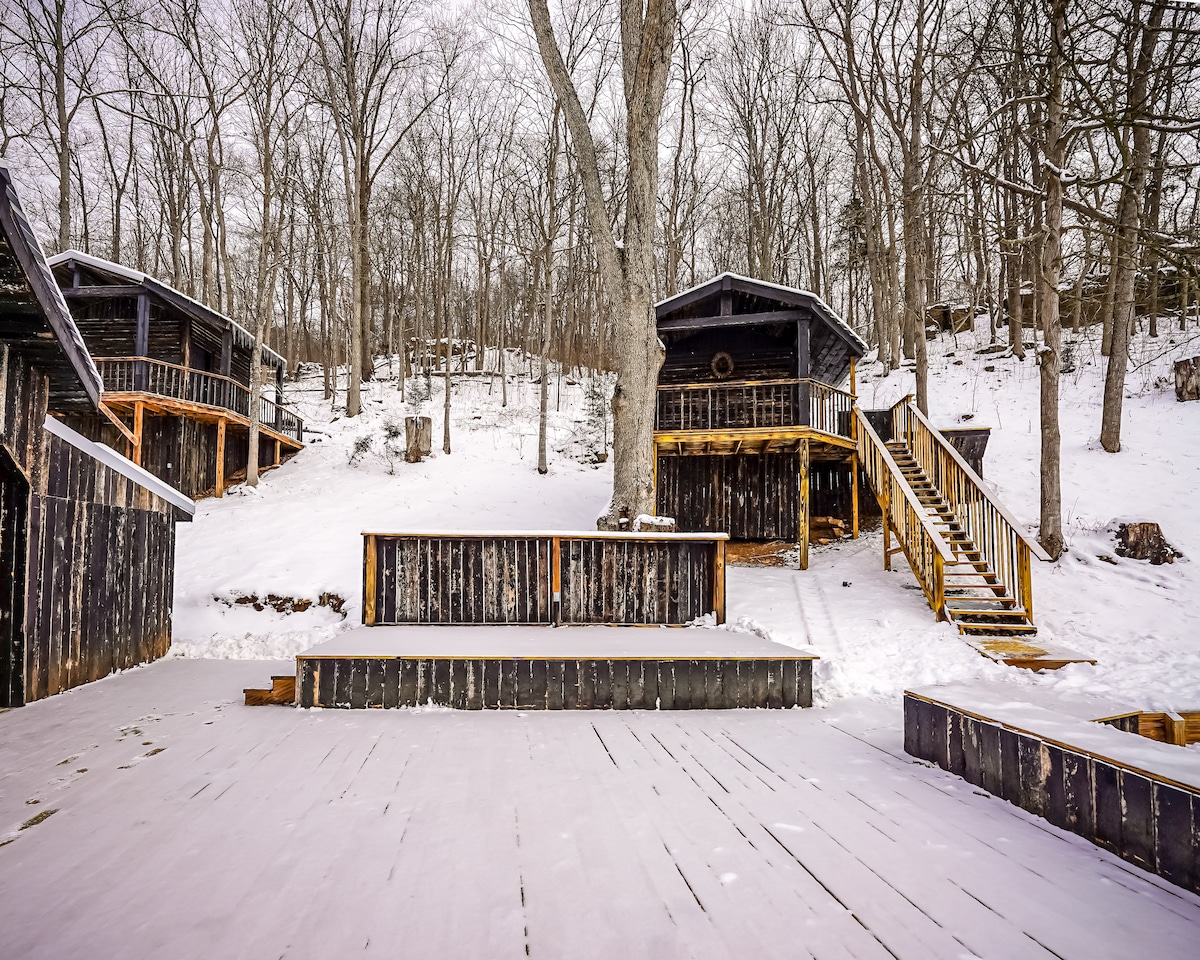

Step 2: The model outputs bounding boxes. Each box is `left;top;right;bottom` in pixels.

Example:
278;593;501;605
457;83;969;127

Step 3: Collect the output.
857;398;1092;670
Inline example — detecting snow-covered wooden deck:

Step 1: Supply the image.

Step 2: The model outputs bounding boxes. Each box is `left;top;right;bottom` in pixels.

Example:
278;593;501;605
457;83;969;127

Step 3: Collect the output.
1;659;1197;959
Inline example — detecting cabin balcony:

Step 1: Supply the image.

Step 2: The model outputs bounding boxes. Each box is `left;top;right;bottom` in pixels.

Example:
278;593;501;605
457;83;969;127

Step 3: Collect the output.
653;378;856;458
93;356;304;448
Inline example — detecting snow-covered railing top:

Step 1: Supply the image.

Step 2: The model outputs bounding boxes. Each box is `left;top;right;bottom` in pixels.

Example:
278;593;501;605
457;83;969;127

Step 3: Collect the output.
359;530;728;540
43;415;196;517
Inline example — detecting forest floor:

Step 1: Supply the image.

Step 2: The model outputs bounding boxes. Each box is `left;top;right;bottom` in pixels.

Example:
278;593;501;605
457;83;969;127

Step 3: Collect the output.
2;322;1198;957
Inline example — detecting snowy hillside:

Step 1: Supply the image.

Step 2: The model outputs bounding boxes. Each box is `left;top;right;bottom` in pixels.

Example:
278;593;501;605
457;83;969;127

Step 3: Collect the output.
172;329;1200;711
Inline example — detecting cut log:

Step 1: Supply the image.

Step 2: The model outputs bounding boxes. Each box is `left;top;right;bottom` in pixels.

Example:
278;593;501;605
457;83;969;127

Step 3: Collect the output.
405;416;433;463
1115;522;1181;565
1175;357;1200;402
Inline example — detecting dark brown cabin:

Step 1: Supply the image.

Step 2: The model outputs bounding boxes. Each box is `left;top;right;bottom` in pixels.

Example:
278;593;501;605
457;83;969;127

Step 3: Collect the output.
654;273;867;567
46;249;304;499
0;162;194;707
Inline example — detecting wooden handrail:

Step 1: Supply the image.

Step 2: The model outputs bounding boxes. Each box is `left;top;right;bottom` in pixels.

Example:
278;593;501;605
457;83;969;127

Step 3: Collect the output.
93;355;245;389
659;377;801;390
902;402;1051;561
856;410;954;562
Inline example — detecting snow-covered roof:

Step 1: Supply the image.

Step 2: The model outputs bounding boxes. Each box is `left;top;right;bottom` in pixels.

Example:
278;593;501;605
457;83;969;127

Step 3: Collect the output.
43;415;195;517
48;248;286;369
656;272;869;357
0;161;104;411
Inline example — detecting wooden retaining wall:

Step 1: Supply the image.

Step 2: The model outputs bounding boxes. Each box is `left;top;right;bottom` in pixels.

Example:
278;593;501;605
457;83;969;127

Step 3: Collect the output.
297;655;812;710
904;692;1200;895
363;533;727;627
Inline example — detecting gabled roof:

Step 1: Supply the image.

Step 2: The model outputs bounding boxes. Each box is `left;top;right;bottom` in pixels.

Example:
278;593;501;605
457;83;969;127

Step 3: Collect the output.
0;162;103;411
48;248;287;369
656;272;868;357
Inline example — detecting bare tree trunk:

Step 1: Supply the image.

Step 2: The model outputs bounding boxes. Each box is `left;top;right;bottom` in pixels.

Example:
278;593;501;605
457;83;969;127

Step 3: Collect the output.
1038;0;1067;560
1101;0;1165;453
527;0;675;526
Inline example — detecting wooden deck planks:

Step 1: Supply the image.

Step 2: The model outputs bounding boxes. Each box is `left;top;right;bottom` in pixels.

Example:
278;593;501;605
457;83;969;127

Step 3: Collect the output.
1;661;1198;960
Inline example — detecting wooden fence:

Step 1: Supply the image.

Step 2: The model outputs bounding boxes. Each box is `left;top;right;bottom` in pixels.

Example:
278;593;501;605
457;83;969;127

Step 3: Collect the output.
363;532;727;627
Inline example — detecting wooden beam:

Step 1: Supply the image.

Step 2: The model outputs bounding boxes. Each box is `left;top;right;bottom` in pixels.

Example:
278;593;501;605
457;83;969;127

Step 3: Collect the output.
798;439;810;571
850;451;860;539
60;284;147;300
131;400;144;466
363;535;378;626
273;438;281;466
714;538;726;624
657;309;807;333
215;418;226;497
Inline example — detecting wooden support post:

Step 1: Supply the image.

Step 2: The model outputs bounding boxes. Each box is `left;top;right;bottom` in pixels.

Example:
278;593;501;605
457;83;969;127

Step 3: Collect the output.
551;536;562;624
882;492;892;571
1017;542;1033;623
1165;712;1188;747
131;401;144;466
215;419;226;497
714;538;726;624
273;439;281;466
849;355;857;399
798;438;810;571
363;535;378;626
850;451;860;539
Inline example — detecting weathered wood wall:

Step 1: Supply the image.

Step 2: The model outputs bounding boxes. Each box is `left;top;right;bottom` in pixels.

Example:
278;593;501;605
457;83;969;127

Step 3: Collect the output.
0;450;28;706
366;533;725;627
21;430;179;703
904;693;1200;895
660;327;796;385
298;654;813;710
656;454;857;540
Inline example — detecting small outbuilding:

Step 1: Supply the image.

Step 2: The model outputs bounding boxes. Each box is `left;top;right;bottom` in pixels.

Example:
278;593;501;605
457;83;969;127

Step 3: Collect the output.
46;249;304;499
0;162;193;707
653;273;867;567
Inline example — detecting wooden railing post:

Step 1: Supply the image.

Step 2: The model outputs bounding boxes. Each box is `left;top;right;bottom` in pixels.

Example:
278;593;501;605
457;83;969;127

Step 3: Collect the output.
714;538;726;623
363;535;378;625
933;553;945;620
551;536;562;624
1018;542;1033;622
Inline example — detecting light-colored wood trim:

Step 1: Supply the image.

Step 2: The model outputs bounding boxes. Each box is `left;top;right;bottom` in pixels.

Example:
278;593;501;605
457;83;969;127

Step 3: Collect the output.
551;535;562;619
102;391;303;449
798;438;810;571
714;538;726;624
131;401;144;466
273;438;281;466
363;535;378;626
215;419;226;498
97;401;137;447
652;426;857;450
850;450;860;539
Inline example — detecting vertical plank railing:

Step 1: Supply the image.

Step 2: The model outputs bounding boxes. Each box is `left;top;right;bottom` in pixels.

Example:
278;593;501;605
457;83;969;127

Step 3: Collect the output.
362;533;728;626
655;378;854;442
93;356;303;442
889;399;1050;620
856;410;954;618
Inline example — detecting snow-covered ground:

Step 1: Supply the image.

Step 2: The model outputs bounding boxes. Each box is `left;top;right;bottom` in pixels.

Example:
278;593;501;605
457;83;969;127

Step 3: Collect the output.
173;328;1200;712
5;327;1199;959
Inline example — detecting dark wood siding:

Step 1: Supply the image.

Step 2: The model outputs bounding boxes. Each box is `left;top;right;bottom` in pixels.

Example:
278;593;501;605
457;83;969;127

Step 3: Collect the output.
0;449;28;706
660;326;797;385
298;655;812;710
22;430;179;701
367;534;723;626
657;454;858;540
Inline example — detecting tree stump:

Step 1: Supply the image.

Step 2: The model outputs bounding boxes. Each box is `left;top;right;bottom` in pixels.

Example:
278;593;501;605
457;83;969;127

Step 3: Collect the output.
1115;522;1181;565
405;416;432;463
1175;357;1200;402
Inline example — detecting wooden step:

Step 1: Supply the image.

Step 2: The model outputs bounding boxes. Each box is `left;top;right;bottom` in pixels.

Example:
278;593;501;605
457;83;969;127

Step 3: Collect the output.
244;675;296;706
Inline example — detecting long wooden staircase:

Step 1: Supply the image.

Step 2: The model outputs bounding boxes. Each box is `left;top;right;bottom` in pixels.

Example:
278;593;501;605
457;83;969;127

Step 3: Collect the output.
856;398;1092;670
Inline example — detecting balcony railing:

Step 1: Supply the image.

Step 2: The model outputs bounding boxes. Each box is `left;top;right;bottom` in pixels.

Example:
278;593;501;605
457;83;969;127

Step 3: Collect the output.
655;378;854;441
94;356;303;443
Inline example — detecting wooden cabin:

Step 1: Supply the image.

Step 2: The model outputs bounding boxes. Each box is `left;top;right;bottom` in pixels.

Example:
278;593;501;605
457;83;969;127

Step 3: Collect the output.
0;162;194;707
653;273;867;568
44;249;304;499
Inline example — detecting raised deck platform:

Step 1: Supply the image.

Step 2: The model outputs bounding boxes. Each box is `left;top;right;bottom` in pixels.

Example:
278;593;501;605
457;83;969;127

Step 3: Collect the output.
295;625;816;710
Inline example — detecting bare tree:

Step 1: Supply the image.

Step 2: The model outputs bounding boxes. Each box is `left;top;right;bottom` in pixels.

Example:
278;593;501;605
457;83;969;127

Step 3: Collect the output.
528;0;678;526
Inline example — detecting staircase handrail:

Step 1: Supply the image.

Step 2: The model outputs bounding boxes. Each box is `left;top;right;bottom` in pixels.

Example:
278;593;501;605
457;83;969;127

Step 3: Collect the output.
856;408;953;617
898;399;1052;562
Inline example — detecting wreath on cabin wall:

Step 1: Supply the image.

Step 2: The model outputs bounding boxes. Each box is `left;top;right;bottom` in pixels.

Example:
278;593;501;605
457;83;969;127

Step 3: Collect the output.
710;351;735;380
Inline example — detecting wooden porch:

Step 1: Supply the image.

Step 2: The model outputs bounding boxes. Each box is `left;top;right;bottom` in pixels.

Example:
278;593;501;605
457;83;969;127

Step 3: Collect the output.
94;356;304;497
